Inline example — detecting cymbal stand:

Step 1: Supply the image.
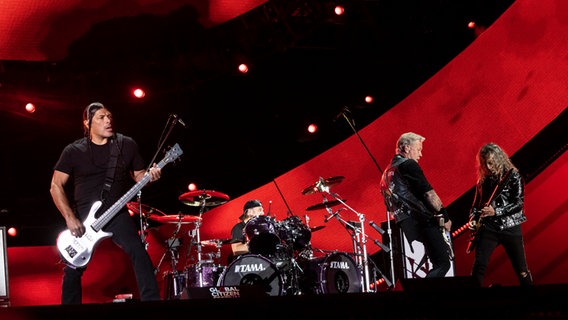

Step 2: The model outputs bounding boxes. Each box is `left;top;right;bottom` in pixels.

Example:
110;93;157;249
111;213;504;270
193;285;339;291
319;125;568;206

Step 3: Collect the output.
317;189;371;293
192;199;207;287
134;191;149;248
154;219;183;274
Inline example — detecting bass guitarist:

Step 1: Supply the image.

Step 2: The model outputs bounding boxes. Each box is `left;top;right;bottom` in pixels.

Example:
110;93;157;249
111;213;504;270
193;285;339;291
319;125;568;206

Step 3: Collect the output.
50;102;162;304
468;143;533;287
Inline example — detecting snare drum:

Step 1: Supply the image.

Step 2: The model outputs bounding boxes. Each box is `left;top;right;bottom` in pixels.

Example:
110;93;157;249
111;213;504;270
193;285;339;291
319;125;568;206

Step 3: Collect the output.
217;254;284;296
300;252;362;294
244;215;281;255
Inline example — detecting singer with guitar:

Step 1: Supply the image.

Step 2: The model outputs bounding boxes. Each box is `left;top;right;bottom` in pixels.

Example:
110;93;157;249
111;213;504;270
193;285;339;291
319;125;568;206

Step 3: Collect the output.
50;102;162;304
380;132;452;279
467;143;533;287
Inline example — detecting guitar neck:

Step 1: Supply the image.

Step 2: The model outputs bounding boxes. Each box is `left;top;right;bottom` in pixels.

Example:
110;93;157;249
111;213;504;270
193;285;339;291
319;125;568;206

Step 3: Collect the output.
90;152;174;232
91;173;152;231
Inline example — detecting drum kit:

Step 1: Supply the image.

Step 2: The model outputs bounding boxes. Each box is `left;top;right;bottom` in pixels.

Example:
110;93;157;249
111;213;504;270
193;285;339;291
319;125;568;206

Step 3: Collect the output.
130;176;390;299
129;189;232;299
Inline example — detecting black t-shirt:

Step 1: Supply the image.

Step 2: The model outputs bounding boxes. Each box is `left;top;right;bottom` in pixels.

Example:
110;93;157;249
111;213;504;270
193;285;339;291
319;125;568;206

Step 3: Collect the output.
397;158;433;199
230;221;246;243
53;135;145;219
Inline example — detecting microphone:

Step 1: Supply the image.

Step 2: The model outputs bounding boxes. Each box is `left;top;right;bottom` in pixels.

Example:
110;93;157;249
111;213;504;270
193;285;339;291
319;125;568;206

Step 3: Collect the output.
172;114;187;128
369;221;385;235
333;106;350;122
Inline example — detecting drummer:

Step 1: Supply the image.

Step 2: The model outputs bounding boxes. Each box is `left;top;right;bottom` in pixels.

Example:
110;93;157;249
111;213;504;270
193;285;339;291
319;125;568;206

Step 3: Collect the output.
228;199;264;263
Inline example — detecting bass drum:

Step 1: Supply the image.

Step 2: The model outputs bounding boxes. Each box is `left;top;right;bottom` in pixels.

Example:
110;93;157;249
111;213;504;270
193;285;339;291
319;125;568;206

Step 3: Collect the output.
244;215;281;256
217;254;284;296
300;252;362;294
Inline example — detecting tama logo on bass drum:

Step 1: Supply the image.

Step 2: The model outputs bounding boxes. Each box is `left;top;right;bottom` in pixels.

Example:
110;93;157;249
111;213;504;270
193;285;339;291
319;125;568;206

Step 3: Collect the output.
329;260;351;269
233;263;267;273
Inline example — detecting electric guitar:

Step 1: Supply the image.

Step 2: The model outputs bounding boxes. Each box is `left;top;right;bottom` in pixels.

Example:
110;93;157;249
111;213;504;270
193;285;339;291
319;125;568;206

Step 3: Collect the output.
465;168;513;254
56;143;183;268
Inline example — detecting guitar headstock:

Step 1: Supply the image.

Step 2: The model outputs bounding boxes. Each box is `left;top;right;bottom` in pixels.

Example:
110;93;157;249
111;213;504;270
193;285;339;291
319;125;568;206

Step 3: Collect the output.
157;143;183;169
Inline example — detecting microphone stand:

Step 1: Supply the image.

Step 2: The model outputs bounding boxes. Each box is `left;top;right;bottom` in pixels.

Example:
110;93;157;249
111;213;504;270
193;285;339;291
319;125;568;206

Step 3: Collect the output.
337;110;396;290
139;114;181;246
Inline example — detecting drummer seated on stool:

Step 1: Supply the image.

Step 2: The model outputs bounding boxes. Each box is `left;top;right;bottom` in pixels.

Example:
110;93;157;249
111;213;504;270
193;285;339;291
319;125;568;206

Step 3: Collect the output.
228;200;264;262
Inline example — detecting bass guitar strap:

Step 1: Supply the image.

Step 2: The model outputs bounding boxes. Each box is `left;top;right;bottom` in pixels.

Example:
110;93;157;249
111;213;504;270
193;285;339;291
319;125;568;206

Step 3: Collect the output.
100;133;123;202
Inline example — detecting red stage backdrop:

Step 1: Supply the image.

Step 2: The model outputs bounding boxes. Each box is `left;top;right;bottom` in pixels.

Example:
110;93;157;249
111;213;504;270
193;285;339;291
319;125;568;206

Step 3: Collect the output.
6;0;568;306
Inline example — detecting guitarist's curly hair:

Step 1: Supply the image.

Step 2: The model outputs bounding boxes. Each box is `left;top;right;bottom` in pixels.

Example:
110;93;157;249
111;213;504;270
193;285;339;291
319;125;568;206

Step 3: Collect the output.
476;143;517;183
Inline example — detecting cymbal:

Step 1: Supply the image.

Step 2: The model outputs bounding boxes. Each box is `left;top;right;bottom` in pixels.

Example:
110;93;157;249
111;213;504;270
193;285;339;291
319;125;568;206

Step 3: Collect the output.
200;238;232;247
306;199;344;211
179;189;230;207
310;225;325;232
152;214;201;224
127;202;166;217
302;176;344;195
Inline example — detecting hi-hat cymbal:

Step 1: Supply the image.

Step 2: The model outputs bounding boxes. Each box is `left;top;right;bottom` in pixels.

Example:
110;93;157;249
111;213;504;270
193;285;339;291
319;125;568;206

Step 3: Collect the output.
179;189;230;207
302;176;344;195
152;214;201;224
127;202;166;217
306;200;344;211
310;225;325;232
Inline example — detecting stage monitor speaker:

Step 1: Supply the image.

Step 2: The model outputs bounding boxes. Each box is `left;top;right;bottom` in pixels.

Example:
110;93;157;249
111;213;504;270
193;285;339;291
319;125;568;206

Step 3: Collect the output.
380;221;454;281
0;227;8;303
400;276;479;293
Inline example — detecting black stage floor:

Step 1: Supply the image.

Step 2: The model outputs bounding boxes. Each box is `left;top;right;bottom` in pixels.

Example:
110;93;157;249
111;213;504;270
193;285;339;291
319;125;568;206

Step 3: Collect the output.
1;281;567;319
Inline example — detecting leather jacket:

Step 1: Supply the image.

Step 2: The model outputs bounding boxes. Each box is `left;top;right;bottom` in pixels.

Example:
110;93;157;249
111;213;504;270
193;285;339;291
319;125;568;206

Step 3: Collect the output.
380;155;432;223
470;169;527;231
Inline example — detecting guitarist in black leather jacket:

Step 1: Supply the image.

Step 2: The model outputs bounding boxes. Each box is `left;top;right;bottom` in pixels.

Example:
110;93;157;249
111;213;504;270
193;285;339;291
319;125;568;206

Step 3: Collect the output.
50;102;162;304
468;143;533;287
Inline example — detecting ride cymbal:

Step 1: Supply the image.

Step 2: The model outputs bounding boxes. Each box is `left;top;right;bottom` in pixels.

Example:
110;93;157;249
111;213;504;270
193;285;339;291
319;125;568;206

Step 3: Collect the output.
302;176;344;195
306;199;344;211
179;189;230;207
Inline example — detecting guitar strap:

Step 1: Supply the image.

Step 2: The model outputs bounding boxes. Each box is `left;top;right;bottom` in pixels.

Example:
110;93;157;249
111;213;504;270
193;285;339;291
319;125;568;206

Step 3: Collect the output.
100;133;123;202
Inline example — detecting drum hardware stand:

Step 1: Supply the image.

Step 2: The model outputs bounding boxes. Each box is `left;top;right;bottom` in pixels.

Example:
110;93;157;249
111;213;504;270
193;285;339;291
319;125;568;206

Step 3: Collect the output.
134;191;150;248
189;197;208;287
319;192;372;293
154;218;184;274
153;219;186;299
335;107;397;290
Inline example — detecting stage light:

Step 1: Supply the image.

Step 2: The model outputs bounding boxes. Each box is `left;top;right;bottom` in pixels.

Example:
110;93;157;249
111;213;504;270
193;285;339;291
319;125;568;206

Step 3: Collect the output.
334;5;345;16
25;103;36;113
238;63;249;74
308;123;317;133
7;227;17;237
132;88;146;99
365;95;374;104
187;183;197;191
